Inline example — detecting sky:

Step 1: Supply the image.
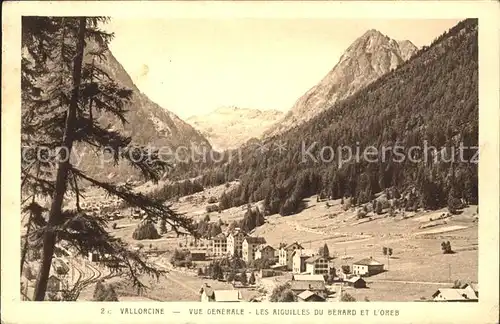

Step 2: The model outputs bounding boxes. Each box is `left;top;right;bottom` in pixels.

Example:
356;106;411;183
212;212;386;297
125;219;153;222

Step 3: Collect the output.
105;18;461;119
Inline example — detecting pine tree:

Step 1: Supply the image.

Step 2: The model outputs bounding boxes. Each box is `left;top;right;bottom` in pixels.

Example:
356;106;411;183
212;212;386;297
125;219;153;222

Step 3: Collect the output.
22;17;197;301
319;243;330;258
159;219;167;234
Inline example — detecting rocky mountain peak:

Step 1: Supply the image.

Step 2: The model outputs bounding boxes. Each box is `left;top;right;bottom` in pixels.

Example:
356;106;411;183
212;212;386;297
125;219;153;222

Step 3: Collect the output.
264;29;419;138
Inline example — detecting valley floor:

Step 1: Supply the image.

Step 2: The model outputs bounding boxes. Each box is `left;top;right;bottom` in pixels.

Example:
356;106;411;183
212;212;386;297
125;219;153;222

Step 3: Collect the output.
23;182;478;302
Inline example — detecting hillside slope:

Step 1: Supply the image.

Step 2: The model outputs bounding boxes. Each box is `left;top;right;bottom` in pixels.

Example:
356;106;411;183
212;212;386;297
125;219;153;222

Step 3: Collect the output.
192;19;478;215
76;50;211;183
265;29;418;137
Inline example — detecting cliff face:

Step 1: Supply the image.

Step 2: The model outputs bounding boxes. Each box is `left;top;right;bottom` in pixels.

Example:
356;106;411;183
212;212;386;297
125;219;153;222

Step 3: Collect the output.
264;29;418;137
76;49;211;183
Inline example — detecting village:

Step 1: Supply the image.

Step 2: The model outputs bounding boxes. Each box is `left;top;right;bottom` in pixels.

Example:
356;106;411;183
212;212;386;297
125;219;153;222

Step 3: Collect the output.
175;224;478;303
21;181;479;303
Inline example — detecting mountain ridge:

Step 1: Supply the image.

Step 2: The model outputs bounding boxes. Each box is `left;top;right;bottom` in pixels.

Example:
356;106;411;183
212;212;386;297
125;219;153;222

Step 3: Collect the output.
76;48;212;183
264;29;418;138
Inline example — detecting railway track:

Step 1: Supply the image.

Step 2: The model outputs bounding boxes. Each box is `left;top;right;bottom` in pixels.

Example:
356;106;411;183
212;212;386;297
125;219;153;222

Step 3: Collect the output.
62;259;106;300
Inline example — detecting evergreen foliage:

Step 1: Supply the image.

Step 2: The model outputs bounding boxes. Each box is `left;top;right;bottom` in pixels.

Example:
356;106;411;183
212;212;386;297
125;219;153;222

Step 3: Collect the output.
168;19;478;217
132;221;160;240
21;16;197;300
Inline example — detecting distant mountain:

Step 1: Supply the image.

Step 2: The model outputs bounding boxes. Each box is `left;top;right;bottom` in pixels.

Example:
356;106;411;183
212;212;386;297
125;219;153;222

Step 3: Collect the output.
76;49;211;183
191;19;478;216
186;106;284;151
264;29;418;137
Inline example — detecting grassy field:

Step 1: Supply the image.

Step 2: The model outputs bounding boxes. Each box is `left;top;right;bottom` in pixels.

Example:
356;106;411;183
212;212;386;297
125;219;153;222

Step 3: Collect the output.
343;281;452;302
51;183;478;302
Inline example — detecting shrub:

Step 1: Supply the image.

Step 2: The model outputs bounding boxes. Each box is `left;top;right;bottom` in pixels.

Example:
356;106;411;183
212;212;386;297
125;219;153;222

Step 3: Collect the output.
376;202;383;214
249;272;256;285
251;257;273;270
341;292;356;302
197;268;204;277
227;271;236;282
132;221;160;240
206;204;219;213
159;219;167;234
382;247;388;256
441;241;453;254
341;265;350;274
357;209;367;219
239;271;248;286
270;283;295;302
103;285;119;301
207;196;218;204
93;280;106;301
170;249;192;268
93;282;119;302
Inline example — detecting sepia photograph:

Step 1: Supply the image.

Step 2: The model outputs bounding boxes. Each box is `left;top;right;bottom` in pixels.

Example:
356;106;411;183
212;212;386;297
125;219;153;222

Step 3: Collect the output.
2;1;499;323
19;16;480;303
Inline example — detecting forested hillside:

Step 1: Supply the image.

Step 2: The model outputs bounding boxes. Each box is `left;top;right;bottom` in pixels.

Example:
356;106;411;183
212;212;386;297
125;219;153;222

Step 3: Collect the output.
173;19;478;216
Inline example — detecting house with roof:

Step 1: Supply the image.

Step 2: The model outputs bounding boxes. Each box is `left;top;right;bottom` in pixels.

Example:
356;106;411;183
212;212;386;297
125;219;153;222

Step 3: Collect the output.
199;283;242;302
227;228;247;257
289;280;326;296
190;250;207;261
432;288;478;302
292;274;326;282
212;233;228;257
279;242;304;270
305;255;330;275
346;276;366;288
297;290;326;302
292;249;315;274
242;237;267;263
352;257;384;276
460;283;479;298
255;244;275;261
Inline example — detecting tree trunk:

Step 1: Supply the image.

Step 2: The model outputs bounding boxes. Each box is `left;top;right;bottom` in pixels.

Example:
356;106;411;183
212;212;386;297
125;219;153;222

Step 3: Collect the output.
33;18;86;301
20;212;33;273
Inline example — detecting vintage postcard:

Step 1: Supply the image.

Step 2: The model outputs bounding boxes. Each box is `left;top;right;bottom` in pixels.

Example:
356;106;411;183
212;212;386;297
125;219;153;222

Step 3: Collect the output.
2;1;499;323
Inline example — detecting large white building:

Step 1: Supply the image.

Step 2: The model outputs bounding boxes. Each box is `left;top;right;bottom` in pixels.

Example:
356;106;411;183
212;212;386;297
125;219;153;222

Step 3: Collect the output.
305;255;330;275
255;244;275;261
292;249;316;274
227;228;246;257
352;257;384;276
242;237;266;263
212;233;228;257
200;284;242;302
278;242;304;270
